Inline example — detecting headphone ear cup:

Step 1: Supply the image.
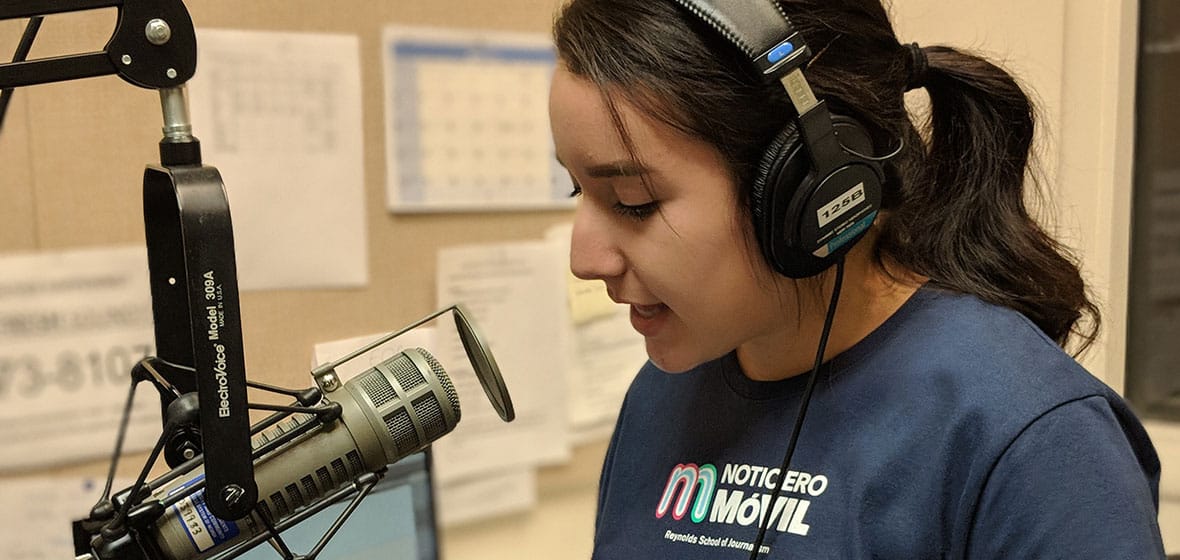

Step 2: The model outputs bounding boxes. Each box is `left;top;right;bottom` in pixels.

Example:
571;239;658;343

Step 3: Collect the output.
750;121;809;274
750;115;884;279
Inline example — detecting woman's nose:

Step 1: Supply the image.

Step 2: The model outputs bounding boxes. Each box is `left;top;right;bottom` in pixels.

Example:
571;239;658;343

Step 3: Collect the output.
569;204;625;282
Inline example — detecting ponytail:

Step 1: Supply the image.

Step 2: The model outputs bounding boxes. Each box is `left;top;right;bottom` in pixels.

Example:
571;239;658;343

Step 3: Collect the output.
877;46;1100;353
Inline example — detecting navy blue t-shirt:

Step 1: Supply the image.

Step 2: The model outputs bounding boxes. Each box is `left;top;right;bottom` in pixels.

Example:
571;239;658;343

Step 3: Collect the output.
593;287;1165;559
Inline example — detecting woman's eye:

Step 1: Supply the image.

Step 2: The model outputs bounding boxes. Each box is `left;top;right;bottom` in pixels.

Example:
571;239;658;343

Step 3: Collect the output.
566;176;656;220
612;201;659;221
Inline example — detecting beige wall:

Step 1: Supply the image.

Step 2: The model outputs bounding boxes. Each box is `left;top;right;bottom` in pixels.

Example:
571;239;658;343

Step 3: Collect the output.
1;0;1173;556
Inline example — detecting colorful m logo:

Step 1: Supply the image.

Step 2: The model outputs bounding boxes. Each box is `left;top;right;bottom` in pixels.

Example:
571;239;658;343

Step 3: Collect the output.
655;463;716;523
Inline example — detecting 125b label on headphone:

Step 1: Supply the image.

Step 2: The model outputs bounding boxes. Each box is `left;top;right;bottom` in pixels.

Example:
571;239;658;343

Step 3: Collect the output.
817;182;866;229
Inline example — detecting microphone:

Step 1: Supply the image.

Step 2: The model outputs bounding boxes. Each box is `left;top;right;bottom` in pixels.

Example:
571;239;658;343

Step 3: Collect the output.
103;347;459;560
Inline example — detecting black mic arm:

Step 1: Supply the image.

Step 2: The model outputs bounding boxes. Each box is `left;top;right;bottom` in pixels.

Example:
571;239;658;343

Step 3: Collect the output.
0;0;257;523
0;0;196;89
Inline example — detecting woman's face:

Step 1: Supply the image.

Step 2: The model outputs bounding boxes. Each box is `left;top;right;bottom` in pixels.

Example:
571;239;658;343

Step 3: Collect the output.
549;66;797;373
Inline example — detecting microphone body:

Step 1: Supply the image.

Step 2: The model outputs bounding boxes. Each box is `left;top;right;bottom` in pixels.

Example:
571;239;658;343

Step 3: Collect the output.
134;347;459;560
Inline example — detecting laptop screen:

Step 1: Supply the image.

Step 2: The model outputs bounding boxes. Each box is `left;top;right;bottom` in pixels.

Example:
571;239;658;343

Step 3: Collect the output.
239;451;438;560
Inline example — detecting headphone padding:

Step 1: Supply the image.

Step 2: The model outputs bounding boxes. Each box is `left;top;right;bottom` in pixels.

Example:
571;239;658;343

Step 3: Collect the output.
750;120;806;266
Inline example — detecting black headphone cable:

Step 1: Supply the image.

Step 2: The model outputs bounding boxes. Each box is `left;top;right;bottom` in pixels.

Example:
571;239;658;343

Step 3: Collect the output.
748;257;845;559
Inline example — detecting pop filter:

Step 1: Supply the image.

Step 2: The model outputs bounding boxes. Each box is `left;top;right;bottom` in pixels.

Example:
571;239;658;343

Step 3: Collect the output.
451;304;514;422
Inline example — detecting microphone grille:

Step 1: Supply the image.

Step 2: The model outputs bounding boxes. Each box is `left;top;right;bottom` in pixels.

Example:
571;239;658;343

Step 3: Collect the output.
358;368;397;408
383;408;420;455
412;394;446;440
345;348;462;466
389;351;427;391
416;348;461;420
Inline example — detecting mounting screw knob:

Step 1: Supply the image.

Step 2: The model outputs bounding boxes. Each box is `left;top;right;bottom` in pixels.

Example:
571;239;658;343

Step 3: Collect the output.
319;372;340;392
146;18;172;45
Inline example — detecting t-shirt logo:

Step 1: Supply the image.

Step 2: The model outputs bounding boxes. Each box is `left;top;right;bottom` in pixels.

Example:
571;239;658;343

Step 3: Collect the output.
655;462;828;536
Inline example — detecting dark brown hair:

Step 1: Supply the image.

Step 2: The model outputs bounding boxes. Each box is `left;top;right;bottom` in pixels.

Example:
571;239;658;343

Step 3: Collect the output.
553;0;1099;352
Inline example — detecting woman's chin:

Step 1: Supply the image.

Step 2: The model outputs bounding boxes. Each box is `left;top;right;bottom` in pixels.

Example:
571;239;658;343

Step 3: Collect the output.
645;343;717;374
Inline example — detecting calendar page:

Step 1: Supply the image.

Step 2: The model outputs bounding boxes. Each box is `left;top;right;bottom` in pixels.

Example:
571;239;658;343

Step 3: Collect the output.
383;26;574;212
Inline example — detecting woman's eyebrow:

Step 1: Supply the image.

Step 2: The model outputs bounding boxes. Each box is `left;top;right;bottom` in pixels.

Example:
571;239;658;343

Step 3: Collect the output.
584;160;650;178
554;155;651;178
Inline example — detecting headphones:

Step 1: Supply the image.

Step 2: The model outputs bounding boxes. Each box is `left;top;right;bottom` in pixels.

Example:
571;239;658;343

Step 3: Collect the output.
671;0;885;279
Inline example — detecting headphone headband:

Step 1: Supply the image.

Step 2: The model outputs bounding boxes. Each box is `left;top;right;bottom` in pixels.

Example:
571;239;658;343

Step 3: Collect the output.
670;0;812;80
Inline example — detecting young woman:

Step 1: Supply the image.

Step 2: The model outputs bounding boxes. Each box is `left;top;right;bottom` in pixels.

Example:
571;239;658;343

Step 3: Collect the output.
549;0;1166;558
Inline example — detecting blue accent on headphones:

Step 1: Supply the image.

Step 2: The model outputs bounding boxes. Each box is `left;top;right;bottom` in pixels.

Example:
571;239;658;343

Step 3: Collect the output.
824;212;877;255
767;40;795;64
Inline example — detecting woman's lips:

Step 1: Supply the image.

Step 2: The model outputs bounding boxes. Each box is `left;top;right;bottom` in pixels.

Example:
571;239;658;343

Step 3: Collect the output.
630;303;668;335
632;303;663;318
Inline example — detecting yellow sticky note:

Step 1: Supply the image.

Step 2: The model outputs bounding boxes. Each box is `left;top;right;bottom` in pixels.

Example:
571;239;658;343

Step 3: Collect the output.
567;272;618;324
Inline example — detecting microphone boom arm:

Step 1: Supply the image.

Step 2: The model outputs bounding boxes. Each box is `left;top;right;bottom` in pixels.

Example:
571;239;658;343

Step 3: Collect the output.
1;0;257;523
0;0;196;90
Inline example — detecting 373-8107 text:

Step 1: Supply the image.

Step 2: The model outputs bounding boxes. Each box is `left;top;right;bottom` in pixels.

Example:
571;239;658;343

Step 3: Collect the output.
0;344;154;400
